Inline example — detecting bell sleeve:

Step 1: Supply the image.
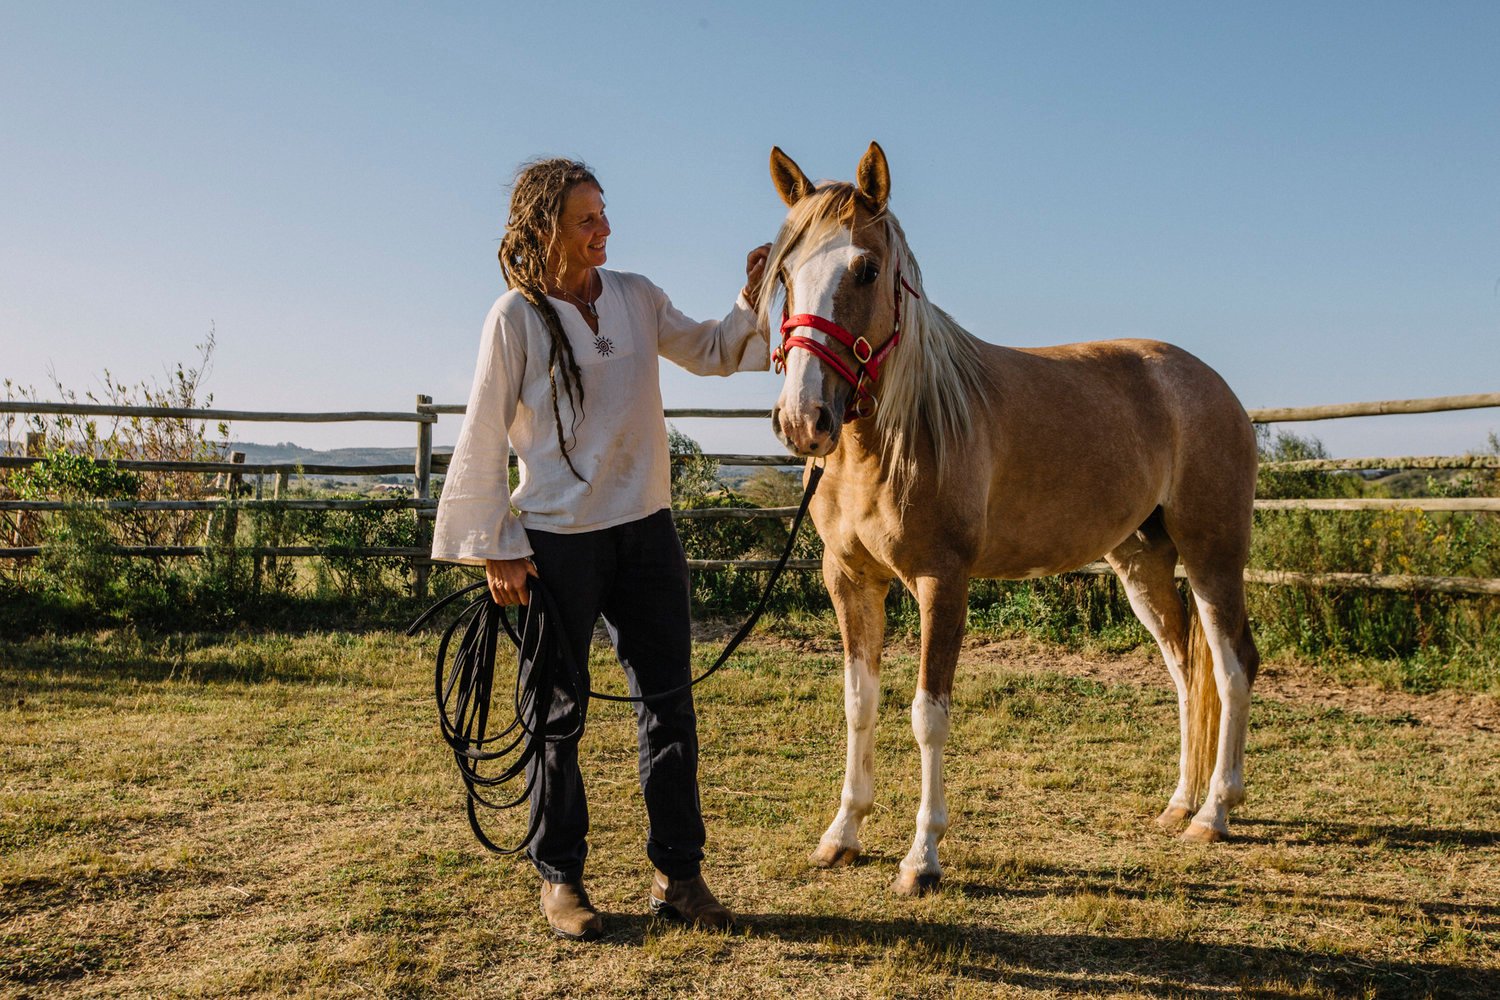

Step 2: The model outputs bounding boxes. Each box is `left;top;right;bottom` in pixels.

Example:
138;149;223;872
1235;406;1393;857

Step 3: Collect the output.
430;301;533;564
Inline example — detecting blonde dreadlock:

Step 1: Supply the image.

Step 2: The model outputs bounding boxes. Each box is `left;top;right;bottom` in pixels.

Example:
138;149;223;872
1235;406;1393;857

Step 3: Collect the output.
498;158;599;485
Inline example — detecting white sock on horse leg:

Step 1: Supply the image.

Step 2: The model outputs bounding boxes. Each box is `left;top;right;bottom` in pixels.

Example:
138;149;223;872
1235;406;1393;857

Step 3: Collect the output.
821;654;880;852
1190;598;1251;831
899;688;950;877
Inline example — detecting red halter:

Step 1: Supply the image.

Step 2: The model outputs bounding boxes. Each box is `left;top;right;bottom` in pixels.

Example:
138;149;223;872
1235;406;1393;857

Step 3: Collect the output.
772;267;921;421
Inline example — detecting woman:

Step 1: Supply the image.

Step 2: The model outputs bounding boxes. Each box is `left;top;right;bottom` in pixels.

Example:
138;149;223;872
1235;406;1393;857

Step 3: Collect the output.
431;158;768;941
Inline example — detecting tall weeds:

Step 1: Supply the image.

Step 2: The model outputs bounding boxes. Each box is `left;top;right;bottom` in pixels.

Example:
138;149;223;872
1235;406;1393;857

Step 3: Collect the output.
1;335;423;629
2;333;236;619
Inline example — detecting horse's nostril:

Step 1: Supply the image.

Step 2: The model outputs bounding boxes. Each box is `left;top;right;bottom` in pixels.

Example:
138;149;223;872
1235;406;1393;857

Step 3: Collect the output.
814;406;833;435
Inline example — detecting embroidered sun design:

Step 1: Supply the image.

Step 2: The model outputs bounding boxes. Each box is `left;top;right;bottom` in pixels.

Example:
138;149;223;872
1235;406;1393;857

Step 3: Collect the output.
593;335;614;357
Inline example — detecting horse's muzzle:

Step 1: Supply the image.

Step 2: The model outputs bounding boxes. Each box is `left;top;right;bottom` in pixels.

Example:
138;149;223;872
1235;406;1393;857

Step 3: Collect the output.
772;401;840;457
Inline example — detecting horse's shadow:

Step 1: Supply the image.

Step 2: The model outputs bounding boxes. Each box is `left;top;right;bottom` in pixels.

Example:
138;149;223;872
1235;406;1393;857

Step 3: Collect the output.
594;908;1492;998
750;913;1490;998
590;835;1498;998
1234;815;1500;850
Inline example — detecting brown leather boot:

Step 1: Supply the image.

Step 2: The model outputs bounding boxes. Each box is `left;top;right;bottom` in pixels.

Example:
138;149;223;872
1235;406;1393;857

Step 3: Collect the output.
540;880;603;941
648;869;734;930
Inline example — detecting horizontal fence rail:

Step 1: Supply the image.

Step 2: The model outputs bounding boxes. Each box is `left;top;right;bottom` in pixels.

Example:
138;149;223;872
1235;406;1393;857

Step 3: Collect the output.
0;452;798;473
420;395;1500;425
418;403;776;420
0;456;450;476
1066;561;1500;597
1246;392;1500;424
4;391;1497;596
0;499;435;512
0;546;428;559
1253;498;1500;512
0;401;435;423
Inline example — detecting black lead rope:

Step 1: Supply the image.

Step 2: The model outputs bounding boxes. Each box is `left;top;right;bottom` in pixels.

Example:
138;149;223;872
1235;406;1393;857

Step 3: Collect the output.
407;463;824;854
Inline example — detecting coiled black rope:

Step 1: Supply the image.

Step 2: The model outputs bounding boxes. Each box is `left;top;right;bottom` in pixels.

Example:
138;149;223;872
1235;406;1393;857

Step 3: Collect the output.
407;464;823;854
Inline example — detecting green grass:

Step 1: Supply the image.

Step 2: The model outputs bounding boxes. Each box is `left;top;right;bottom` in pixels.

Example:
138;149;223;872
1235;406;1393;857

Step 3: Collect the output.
2;628;1498;998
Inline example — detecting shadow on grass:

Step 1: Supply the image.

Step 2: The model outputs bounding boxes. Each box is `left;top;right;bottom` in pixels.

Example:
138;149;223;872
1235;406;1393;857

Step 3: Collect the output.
581;908;1489;997
950;847;1500;929
1235;815;1500;849
0;632;414;689
1;653;361;689
954;877;1500;933
732;912;1489;998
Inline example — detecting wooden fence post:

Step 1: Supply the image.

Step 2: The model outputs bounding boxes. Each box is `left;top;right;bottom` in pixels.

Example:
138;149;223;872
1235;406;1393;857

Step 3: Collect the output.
414;394;433;599
265;470;291;588
251;469;266;591
222;452;245;548
15;433;45;548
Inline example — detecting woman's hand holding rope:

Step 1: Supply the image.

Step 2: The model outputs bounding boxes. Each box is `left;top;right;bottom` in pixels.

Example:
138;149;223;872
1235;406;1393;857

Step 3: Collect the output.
486;557;539;606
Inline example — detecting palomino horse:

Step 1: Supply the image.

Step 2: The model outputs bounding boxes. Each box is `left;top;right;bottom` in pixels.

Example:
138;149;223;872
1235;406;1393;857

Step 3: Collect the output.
761;142;1260;895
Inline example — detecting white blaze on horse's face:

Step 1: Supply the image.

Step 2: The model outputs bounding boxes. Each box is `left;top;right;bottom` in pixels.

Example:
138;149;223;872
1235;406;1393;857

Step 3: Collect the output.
774;229;862;456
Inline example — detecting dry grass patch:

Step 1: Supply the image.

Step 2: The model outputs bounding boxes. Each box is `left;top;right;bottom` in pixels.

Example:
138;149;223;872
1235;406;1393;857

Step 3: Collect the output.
2;628;1497;998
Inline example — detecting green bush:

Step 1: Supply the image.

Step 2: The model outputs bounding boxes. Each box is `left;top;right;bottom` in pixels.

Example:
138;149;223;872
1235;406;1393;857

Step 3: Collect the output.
0;337;430;629
1245;430;1500;688
669;443;828;616
279;497;421;601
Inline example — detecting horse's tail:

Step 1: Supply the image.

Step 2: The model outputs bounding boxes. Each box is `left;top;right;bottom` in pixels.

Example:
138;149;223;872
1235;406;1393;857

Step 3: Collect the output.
1183;602;1218;808
1183;597;1259;806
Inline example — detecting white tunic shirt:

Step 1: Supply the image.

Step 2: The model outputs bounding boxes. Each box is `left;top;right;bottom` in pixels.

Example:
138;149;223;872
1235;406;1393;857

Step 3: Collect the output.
431;268;767;565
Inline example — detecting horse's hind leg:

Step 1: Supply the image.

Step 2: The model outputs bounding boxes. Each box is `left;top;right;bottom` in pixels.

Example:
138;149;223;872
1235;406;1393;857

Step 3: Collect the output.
1157;406;1260;842
1105;517;1195;831
811;560;890;868
1179;567;1259;843
892;571;966;897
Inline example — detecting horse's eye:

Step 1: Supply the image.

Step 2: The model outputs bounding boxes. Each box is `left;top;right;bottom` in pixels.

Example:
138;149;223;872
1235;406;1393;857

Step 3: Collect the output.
853;258;880;285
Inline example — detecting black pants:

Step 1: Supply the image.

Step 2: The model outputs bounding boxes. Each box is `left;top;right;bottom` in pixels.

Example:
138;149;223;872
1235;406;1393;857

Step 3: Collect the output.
523;509;705;884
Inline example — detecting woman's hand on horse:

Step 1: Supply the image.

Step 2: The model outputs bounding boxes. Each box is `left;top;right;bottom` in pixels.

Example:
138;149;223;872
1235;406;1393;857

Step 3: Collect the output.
743;243;771;309
485;557;538;606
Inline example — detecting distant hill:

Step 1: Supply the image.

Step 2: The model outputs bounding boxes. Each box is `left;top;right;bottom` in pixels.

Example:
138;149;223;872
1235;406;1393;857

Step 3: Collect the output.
224;441;452;467
224;443;778;485
215;441;454;486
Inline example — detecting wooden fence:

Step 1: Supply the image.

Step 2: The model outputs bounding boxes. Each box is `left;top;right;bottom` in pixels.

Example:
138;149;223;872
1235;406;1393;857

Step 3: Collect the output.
3;391;1498;596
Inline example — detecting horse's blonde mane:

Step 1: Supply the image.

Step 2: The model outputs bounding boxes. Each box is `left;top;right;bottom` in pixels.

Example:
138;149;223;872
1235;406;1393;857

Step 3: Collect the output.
758;185;986;493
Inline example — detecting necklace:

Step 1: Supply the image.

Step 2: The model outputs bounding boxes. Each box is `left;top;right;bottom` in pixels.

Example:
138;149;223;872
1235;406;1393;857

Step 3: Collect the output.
552;271;600;319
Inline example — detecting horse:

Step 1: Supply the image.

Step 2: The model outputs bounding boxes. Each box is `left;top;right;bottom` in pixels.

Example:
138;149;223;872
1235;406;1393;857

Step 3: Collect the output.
759;142;1260;895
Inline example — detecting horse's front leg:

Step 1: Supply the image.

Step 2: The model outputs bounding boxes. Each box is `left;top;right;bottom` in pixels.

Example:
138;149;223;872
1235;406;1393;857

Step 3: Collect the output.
810;560;890;869
893;572;966;896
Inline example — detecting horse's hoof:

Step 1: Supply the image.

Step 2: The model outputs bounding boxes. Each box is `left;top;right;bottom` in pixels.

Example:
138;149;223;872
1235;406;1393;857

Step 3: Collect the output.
1179;821;1228;844
890;870;941;896
1155;806;1192;833
809;844;861;869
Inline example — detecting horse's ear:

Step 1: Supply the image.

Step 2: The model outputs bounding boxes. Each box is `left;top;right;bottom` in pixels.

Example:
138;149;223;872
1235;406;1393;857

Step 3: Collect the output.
770;146;815;207
855;141;890;210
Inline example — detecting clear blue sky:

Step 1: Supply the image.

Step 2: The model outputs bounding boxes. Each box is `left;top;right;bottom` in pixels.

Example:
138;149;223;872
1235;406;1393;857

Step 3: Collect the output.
3;1;1498;458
